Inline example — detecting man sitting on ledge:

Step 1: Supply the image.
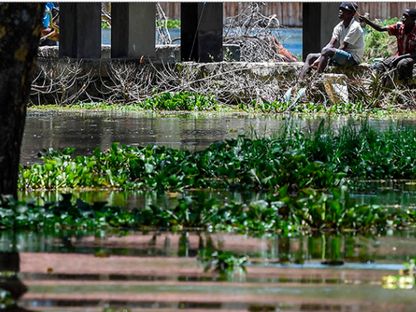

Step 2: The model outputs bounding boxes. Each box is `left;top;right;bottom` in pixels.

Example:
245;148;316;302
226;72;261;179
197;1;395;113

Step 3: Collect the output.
299;2;364;80
359;8;416;84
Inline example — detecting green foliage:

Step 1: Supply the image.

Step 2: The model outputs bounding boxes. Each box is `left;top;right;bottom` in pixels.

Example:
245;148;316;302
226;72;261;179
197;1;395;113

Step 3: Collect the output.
19;121;416;192
139;92;219;111
363;18;399;62
239;100;370;115
156;19;181;29
101;20;111;30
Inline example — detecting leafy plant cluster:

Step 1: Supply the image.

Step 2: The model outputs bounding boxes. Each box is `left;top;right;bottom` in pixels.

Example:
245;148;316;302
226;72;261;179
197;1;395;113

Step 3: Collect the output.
139;92;220;111
198;248;248;277
20;121;416;192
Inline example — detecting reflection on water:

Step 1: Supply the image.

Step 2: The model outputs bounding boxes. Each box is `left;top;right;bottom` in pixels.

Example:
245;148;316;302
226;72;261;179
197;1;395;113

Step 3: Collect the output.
22;111;303;165
0;231;415;311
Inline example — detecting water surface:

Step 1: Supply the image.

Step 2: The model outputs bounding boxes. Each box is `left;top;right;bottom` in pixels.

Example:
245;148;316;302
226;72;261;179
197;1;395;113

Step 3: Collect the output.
14;111;416;311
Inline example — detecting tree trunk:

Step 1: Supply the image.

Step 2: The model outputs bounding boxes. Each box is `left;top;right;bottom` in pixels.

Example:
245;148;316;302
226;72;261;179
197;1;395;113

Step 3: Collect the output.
0;4;43;197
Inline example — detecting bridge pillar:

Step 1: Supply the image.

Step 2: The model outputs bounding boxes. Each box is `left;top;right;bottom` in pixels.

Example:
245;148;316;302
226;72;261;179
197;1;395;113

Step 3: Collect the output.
59;3;101;58
111;3;156;58
181;3;223;62
302;3;339;60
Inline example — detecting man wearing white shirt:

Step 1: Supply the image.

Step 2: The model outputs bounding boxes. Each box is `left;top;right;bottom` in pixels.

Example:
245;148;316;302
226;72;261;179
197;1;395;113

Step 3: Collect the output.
299;2;364;79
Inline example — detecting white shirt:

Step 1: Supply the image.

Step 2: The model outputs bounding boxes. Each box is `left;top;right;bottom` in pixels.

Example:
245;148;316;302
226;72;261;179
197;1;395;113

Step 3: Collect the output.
332;18;365;63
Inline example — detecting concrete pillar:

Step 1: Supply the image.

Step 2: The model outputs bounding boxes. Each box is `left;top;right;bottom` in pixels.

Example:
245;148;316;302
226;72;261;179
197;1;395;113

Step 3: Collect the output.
111;3;156;58
302;3;339;60
181;3;223;62
59;3;101;59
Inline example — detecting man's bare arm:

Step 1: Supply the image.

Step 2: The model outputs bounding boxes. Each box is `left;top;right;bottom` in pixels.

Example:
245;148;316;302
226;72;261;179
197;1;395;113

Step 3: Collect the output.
358;15;388;32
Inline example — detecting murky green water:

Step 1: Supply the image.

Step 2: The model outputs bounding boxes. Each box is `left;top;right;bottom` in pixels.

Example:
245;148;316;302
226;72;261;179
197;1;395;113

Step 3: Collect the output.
22;110;416;165
22;111;292;165
8;111;416;311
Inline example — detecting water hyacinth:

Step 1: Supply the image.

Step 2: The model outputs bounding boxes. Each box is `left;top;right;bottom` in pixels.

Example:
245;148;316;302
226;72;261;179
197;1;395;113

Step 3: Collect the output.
19;121;416;192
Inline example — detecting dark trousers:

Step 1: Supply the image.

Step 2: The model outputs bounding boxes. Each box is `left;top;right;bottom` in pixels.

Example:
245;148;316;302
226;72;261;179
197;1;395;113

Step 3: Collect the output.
374;55;415;81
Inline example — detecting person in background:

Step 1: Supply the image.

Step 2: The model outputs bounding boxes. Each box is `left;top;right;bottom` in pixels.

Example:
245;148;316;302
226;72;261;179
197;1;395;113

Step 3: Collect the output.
359;8;416;83
40;2;59;46
299;2;364;79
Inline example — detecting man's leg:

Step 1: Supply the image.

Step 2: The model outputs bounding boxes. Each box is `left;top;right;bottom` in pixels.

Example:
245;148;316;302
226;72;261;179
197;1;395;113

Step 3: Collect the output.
374;56;396;87
299;53;321;79
317;47;336;73
396;58;415;81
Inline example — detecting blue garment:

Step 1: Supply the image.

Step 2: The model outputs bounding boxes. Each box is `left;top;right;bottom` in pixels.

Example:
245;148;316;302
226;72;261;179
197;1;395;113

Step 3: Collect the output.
42;2;57;29
331;49;357;66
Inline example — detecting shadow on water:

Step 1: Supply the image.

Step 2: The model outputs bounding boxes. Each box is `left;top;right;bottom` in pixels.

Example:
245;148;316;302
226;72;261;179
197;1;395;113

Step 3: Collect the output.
0;251;33;312
0;230;414;311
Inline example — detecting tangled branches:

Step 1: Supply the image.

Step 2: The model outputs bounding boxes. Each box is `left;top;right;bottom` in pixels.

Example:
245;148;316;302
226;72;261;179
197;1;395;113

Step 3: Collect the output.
97;61;156;103
30;56;416;110
224;2;296;62
31;58;96;105
30;58;304;106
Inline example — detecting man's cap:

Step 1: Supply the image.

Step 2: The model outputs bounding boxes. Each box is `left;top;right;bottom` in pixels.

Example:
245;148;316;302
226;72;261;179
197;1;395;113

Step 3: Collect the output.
339;2;358;13
404;8;416;19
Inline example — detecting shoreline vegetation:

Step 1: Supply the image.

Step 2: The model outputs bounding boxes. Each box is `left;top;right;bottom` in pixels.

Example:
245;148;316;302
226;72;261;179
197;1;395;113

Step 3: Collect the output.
27;90;416;118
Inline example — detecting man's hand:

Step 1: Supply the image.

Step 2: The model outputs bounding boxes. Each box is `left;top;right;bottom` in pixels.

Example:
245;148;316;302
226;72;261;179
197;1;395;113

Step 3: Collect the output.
357;14;369;25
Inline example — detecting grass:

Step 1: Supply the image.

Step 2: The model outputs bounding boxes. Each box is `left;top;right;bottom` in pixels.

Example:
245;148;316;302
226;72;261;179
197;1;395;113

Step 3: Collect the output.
28;91;416;118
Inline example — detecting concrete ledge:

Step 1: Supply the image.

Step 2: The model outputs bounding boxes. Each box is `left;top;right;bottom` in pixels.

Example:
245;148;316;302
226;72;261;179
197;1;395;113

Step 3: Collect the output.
326;63;371;78
38;44;241;62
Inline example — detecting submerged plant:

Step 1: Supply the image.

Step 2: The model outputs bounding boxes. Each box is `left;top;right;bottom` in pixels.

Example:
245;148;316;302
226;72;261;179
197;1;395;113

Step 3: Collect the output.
199;249;248;276
382;259;415;290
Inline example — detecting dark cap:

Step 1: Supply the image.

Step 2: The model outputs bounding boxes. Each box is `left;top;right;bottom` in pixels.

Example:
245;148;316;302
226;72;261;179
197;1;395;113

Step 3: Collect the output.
339;2;358;12
404;8;416;19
